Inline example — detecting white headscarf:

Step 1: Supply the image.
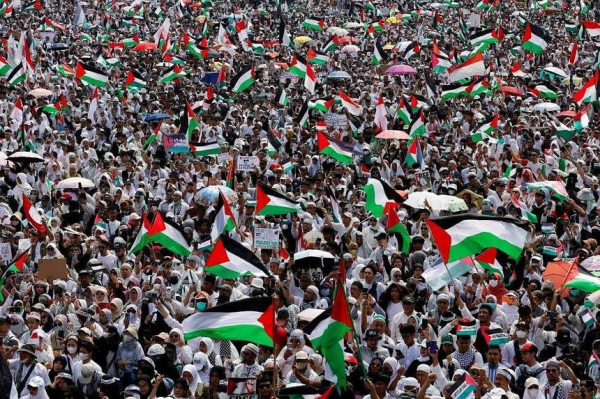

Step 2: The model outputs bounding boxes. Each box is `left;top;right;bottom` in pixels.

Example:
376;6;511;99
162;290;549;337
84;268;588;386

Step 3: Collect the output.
182;364;200;393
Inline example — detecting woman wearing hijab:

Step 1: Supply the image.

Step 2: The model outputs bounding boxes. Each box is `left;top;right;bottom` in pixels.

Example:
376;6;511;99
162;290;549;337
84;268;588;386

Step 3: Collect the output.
171;377;192;399
115;326;144;388
192;352;212;386
481;272;508;303
198;338;223;367
97;309;113;332
22;376;51;399
136;375;153;399
126;287;143;308
49;356;68;382
109;298;125;325
182;364;201;396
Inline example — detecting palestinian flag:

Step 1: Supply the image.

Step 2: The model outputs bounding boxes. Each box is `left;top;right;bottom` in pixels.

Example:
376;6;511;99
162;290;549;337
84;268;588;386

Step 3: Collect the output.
584;20;600;36
564;260;600;293
469;28;498;46
317;132;354;164
304;63;317;94
43;102;62;115
307;48;329;65
528;84;557;99
160;65;181;84
482;327;509;346
257;184;302;216
374;95;388;131
575;104;591;131
309;98;333;112
275;85;289;106
180;101;198;140
22;193;45;234
441;83;469;100
363;178;405;217
76;62;109;88
371;40;387;66
146;212;192;256
338;90;362;115
182;296;274;346
303;280;352;386
570;41;579;65
303;17;324;31
210;193;236;242
230;65;255;93
470;115;499;142
432;53;452;73
525;180;569;201
56;64;74;77
474;248;505;278
548;113;574;140
573;70;598;104
396;97;412;125
279;384;334;399
426;215;528;263
406;138;425;169
129;213;152;254
289;54;307;78
188;43;209;60
142;121;162;151
579;307;595;327
205;234;271;278
408;110;425;137
402;42;420;60
589;351;600;373
522;23;549;54
125;69;146;91
123;34;140;47
387;207;410;253
322;34;340;53
0;55;12;75
456;319;478;336
190;141;220;156
0;251;28;301
467;77;490;97
511;194;538;223
448;53;485;82
7;63;26;87
295;100;309;127
10;98;22;129
279;18;293;48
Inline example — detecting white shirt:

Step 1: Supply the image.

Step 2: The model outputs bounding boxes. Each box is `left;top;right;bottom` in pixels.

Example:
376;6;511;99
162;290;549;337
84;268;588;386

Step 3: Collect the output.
9;360;51;397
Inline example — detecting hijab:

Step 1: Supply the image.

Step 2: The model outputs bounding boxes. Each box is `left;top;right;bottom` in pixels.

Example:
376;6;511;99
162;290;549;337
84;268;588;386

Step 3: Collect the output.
110;298;124;322
182;364;200;393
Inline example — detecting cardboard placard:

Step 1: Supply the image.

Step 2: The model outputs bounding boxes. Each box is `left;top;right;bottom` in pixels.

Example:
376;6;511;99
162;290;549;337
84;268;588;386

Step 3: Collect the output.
237;155;259;172
37;258;68;281
227;378;257;399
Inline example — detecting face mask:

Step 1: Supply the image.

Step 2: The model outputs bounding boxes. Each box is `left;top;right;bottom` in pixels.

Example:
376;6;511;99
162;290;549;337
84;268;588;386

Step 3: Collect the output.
67;346;77;354
516;331;527;339
123;335;133;342
585;300;594;308
320;289;330;297
79;352;90;360
153;284;161;291
169;278;179;285
151;175;158;181
61;205;69;213
528;389;539;397
296;362;307;371
571;289;580;296
489;280;498;287
196;302;207;311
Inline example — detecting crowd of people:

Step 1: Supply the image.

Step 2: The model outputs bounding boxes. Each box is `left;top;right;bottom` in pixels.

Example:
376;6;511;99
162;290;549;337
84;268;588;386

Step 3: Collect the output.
0;0;600;398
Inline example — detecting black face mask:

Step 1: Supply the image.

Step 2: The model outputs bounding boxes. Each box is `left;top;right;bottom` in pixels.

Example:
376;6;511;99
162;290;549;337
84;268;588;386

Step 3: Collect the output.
169;278;179;285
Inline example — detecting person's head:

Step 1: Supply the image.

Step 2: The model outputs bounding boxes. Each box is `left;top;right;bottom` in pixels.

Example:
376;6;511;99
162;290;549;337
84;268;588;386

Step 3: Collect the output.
456;335;471;353
241;344;259;365
365;328;382;350
486;345;501;365
137;375;152;396
545;360;561;383
520;342;537;364
402;295;416;314
416;364;431;384
400;324;416;346
371;373;391;397
173;378;189;398
494;368;513;390
363;265;376;283
18;344;37;365
478;304;493;324
295;350;309;371
436;294;450;312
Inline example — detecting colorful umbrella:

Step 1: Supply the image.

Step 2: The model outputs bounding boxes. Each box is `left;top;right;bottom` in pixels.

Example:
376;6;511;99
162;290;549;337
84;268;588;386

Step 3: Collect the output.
133;42;157;51
293;36;312;44
375;130;411;140
386;64;417;75
501;86;525;97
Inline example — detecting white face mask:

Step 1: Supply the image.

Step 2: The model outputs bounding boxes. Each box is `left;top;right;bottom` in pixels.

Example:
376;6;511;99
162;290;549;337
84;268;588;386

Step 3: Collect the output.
67;346;77;354
153;284;161;291
489;280;498;288
79;352;90;360
516;331;527;339
528;388;539;397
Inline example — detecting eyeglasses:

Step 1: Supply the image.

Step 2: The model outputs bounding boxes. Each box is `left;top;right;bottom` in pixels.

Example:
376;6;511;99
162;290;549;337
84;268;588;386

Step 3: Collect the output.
170;334;180;339
258;384;272;389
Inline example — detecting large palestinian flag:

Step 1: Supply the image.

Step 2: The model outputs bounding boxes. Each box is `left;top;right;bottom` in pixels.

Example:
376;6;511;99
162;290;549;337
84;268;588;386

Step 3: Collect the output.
522;23;549;54
182;297;275;346
426;215;528;263
256;184;302;215
147;212;192;256
303;280;352;386
317;132;354;164
230;65;255;93
205;234;271;278
76;62;109;87
129;213;152;254
362;178;405;218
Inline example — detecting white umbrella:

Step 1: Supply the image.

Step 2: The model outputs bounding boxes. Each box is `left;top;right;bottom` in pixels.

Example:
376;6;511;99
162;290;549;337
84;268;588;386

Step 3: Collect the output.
532;102;560;112
438;195;468;212
55;177;96;190
327;27;348;36
342;44;360;53
7;152;44;163
343;22;362;28
543;66;568;78
28;88;53;98
404;192;449;211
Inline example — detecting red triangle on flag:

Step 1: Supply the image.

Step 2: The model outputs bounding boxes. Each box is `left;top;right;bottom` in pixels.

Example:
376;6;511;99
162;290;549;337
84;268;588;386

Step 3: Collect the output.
257;302;275;340
148;212;166;236
205;238;230;267
331;278;352;328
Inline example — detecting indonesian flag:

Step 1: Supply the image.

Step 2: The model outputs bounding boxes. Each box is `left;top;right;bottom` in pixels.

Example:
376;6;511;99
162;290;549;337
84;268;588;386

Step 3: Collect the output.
570;41;579;65
23;193;45;233
338;90;362;115
448;53;485;82
304;63;317;94
573;70;598;105
583;20;600;37
88;88;98;125
374;95;387;131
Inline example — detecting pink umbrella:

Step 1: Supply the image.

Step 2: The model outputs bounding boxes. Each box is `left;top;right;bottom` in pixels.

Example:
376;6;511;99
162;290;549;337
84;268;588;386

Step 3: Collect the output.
376;130;411;140
341;44;360;53
386;65;417;75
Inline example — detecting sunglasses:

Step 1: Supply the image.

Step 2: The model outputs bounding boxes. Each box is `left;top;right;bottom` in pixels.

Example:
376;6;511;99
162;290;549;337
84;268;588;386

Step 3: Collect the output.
258;385;272;389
